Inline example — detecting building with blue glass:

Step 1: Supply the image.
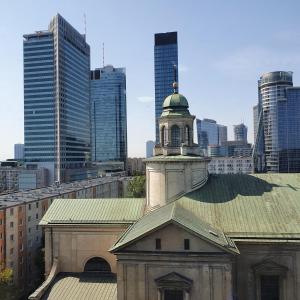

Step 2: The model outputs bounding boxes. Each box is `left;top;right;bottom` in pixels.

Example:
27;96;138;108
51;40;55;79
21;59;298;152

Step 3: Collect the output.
154;32;178;143
90;65;127;163
196;119;227;156
233;123;247;143
23;14;91;184
253;71;300;172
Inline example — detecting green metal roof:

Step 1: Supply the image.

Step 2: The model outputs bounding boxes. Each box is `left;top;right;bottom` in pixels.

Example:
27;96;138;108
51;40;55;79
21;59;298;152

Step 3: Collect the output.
177;173;300;240
40;273;116;300
163;93;189;109
111;200;239;254
40;198;146;225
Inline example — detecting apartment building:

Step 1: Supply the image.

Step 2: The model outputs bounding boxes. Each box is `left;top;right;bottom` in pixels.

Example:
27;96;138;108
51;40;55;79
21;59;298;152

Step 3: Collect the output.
0;176;127;291
208;156;253;174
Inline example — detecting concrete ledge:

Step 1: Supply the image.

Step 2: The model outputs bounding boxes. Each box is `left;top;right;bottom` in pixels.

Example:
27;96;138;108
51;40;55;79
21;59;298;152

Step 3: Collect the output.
28;259;60;300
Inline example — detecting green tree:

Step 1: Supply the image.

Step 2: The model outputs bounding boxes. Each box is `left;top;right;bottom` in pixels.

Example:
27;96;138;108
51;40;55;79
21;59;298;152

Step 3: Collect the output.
0;262;20;300
127;175;146;197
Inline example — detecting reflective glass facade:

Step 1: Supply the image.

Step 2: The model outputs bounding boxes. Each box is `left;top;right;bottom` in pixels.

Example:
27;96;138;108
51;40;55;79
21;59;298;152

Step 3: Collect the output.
90;66;127;162
254;71;300;172
154;32;178;142
24;14;91;183
233;123;247;143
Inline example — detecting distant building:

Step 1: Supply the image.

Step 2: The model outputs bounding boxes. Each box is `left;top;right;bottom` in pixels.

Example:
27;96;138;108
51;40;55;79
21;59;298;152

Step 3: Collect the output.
23;14;91;184
14;144;24;160
221;140;252;157
234;123;248;143
208;156;253;174
253;71;300;172
197;119;227;156
154;32;178;142
90;65;127;163
126;158;146;176
146;140;155;158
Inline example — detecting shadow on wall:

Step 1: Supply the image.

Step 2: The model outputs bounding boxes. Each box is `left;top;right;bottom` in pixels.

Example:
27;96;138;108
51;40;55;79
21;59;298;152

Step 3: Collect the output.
185;174;283;203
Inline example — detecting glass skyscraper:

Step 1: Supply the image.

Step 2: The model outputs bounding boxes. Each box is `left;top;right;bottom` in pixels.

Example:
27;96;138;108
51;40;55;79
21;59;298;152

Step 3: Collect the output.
233;123;248;143
197;119;227;156
154;32;178;143
24;14;91;184
253;71;300;172
90;65;127;162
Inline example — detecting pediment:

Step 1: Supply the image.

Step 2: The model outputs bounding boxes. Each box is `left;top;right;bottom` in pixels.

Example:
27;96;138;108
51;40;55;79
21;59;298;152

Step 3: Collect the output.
252;260;288;276
155;272;193;289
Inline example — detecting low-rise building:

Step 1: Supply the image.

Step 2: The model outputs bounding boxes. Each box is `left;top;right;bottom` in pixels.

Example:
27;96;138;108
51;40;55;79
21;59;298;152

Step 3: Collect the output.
0;175;128;291
208;156;253;174
126;158;146;175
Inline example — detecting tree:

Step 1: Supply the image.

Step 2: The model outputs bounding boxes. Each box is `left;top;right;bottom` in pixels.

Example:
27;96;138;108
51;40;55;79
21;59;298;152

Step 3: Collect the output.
127;175;146;197
0;262;19;300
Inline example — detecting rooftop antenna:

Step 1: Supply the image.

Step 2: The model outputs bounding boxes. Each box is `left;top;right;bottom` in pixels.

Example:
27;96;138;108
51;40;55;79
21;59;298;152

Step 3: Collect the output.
102;42;105;67
84;13;87;40
173;64;178;93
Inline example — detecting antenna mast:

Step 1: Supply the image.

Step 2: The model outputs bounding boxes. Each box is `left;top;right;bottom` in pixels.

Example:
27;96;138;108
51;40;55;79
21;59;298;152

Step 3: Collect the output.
102;42;105;67
84;13;87;40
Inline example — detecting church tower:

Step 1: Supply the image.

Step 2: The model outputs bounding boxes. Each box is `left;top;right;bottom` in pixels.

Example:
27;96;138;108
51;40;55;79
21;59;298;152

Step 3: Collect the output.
145;81;210;210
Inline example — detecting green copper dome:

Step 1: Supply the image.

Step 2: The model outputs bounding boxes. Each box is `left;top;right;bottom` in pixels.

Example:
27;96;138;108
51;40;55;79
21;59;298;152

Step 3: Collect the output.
163;93;189;109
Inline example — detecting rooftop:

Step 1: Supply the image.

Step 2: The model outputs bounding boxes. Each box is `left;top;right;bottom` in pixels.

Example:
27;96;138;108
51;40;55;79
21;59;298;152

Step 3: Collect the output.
0;176;124;208
40;198;146;225
40;273;117;300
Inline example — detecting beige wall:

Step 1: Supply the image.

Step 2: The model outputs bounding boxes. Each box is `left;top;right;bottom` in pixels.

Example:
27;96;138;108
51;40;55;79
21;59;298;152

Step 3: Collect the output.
44;225;129;276
146;160;208;208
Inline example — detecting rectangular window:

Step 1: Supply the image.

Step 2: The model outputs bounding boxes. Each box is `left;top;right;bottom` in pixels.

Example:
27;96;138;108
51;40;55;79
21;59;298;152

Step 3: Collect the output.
10;248;13;255
10;222;14;228
261;275;279;300
164;290;183;300
36;213;39;219
10;234;14;241
155;238;161;250
28;204;31;210
36;202;39;208
10;208;13;216
184;239;190;250
28;216;31;222
0;219;2;225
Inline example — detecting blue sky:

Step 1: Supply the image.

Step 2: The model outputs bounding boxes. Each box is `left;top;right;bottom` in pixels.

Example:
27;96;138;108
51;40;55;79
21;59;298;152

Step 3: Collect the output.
1;0;300;159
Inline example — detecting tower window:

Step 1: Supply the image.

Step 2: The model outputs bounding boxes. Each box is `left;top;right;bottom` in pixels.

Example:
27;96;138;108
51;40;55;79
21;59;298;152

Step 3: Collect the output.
155;238;161;250
171;125;180;146
184;239;190;250
185;125;190;144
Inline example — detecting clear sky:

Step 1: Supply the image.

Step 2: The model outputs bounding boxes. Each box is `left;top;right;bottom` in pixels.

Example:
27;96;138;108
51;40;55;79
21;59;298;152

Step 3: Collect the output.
1;0;300;160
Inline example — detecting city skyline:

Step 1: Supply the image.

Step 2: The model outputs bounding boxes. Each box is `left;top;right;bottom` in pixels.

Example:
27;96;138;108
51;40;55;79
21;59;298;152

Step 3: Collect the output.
1;1;300;160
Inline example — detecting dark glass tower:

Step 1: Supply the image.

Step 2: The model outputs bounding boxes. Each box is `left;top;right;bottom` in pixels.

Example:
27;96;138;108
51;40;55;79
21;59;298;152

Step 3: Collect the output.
154;32;178;142
253;71;300;172
24;14;91;183
90;65;127;162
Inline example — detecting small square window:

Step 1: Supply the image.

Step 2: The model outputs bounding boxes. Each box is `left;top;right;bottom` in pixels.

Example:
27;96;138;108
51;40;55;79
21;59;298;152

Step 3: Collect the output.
155;238;161;250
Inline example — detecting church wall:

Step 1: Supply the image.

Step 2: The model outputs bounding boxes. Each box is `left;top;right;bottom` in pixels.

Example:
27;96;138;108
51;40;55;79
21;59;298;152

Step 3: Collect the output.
235;243;300;300
44;225;128;276
116;253;233;300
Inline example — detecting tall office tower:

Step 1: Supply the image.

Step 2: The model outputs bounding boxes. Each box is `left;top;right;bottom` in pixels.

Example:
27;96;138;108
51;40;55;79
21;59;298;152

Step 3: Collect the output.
233;123;248;143
90;65;127;162
23;14;91;184
146;140;155;158
253;71;300;172
14;143;24;160
217;125;228;145
197;119;227;156
154;32;178;143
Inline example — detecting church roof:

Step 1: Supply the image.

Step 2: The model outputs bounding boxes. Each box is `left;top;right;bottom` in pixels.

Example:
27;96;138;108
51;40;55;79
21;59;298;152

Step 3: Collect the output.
40;198;146;225
111;199;239;254
163;93;188;109
40;273;117;300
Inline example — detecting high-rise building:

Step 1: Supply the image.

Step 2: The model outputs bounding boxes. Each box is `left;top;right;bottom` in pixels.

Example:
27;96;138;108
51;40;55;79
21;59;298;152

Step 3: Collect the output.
90;65;127;162
154;32;178;142
23;14;91;184
253;71;300;172
233;123;248;143
14;143;24;160
197;119;227;156
146;140;155;158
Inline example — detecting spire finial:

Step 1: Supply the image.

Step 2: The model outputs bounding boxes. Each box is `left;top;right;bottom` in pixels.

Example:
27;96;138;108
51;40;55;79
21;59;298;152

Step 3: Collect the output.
173;64;178;93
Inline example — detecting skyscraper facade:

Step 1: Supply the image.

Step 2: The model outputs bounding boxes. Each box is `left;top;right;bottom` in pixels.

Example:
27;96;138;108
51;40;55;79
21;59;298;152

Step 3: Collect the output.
14;143;24;160
253;71;300;172
197;119;227;156
90;65;127;162
233;123;248;143
146;140;155;158
154;32;178;143
23;14;91;184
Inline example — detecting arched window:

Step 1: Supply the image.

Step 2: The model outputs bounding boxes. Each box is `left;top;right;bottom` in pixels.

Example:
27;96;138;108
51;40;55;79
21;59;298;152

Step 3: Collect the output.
185;126;190;145
161;126;166;146
171;125;180;147
84;257;111;273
